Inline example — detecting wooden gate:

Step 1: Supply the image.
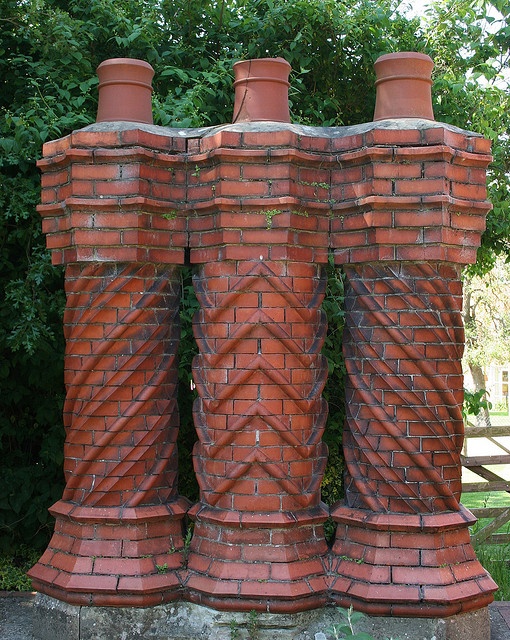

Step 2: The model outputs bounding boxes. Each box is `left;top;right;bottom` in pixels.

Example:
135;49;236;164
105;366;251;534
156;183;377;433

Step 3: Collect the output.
462;425;510;544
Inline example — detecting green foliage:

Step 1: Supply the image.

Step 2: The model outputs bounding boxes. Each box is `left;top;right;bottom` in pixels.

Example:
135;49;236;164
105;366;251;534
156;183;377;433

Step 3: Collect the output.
321;258;346;514
1;0;510;552
181;521;194;567
328;606;398;640
176;267;199;502
423;0;510;273
463;388;492;422
0;545;40;590
462;492;510;599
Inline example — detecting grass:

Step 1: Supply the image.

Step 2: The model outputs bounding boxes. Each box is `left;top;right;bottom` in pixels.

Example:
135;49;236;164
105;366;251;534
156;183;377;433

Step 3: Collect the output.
461;491;510;600
462;490;510;511
461;489;510;536
474;542;510;600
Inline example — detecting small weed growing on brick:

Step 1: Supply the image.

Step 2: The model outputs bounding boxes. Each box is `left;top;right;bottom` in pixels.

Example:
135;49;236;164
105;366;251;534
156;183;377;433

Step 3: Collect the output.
339;555;364;564
229;618;240;640
155;563;168;574
261;209;282;229
228;611;259;640
181;523;193;567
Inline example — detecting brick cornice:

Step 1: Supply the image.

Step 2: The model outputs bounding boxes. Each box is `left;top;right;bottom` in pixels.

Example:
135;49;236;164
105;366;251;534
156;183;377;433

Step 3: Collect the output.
329;127;492;266
37;119;492;267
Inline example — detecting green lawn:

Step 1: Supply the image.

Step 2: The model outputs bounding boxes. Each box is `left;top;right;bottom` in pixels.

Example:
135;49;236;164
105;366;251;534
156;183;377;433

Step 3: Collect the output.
462;491;510;510
461;491;510;600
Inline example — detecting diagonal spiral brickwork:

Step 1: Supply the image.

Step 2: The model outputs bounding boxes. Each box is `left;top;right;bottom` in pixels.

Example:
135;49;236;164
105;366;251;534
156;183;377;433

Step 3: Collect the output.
329;260;496;616
341;261;464;514
29;262;188;606
186;259;330;611
61;262;180;507
329;122;497;616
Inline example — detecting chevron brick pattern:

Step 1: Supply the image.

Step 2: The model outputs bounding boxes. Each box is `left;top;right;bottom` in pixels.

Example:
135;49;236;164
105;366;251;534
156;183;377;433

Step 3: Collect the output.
186;259;330;611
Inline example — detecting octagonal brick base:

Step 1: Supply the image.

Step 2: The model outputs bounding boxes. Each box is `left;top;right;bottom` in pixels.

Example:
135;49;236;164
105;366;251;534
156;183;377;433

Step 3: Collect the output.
184;505;330;613
31;593;492;640
330;504;497;617
28;500;189;607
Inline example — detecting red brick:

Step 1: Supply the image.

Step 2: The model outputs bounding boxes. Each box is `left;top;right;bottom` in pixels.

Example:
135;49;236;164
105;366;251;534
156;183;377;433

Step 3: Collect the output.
35;116;497;612
71;130;121;148
364;128;422;146
395;177;448;195
372;163;422;179
241;129;298;148
41;134;72;156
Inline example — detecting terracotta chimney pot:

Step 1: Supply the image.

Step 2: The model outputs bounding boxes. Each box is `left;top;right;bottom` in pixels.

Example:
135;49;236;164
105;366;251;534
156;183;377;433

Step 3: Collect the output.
232;57;291;123
373;52;434;121
96;58;154;124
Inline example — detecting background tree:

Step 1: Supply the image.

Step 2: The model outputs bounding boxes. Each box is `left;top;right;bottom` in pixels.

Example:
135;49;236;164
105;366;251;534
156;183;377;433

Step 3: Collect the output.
422;0;510;272
1;0;509;550
463;260;510;426
421;0;510;426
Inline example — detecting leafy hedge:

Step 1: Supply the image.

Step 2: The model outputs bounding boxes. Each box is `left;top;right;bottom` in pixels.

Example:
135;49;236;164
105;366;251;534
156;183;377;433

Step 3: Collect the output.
1;0;509;550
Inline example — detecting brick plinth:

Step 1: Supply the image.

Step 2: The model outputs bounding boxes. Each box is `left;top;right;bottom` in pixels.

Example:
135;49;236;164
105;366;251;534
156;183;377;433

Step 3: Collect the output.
29;501;187;606
186;506;329;612
186;257;330;611
330;506;496;617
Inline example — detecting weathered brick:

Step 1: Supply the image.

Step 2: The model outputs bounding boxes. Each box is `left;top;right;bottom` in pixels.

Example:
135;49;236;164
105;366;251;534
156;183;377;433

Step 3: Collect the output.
34;101;497;615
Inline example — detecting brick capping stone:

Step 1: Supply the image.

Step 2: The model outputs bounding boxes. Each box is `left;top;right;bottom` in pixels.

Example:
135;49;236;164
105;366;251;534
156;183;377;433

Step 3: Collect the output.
31;57;496;626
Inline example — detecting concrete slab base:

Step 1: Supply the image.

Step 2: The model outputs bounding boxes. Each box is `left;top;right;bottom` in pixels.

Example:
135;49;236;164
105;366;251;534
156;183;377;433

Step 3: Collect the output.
32;593;491;640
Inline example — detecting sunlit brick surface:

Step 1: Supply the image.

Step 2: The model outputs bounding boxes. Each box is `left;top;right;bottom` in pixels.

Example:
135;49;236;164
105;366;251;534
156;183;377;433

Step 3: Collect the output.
31;108;497;613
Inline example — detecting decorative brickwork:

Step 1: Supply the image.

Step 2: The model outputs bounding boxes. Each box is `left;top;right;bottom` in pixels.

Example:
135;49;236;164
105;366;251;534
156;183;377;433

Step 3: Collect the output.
186;260;330;611
183;123;333;612
340;261;464;514
30;56;498;620
60;263;181;508
329;122;497;616
28;129;189;606
329;262;494;616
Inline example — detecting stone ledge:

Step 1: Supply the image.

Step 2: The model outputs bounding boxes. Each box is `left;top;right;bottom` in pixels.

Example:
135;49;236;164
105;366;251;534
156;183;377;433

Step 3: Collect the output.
79;118;485;141
33;593;491;640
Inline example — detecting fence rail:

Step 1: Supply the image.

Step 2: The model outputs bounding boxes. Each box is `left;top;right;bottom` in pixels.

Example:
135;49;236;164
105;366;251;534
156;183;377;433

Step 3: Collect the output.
461;424;510;545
